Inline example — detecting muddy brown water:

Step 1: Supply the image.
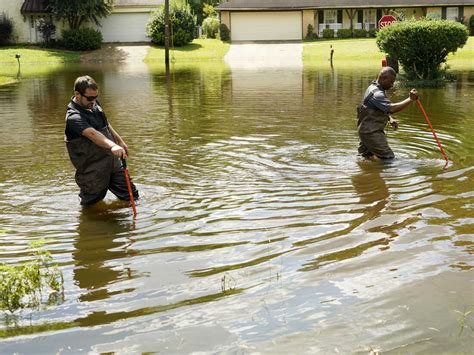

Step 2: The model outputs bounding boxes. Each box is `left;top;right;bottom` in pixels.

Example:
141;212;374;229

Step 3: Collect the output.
0;61;473;353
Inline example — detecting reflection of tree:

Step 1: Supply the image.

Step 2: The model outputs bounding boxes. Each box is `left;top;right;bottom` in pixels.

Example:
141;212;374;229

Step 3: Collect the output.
73;206;135;302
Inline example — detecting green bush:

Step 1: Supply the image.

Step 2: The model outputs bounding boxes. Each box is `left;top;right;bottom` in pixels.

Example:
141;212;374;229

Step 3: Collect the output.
353;29;368;38
377;19;469;80
0;15;14;46
305;24;318;40
368;28;377;37
337;29;352;38
61;28;102;51
37;18;56;45
470;15;474;35
0;240;64;314
147;2;197;47
219;23;230;41
322;28;334;39
202;16;220;38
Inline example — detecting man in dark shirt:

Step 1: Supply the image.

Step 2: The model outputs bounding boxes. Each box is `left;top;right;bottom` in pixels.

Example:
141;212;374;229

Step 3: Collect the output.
65;75;139;205
357;67;418;160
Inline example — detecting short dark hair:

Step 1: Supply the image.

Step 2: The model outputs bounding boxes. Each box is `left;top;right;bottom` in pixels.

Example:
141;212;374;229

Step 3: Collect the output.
74;75;98;95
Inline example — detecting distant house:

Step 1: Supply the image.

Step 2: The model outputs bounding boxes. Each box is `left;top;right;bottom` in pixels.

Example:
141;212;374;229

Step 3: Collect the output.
216;0;474;41
0;0;164;44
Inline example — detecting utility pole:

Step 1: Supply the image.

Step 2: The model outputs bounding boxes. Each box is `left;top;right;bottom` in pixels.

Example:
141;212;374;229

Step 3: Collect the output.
164;0;170;70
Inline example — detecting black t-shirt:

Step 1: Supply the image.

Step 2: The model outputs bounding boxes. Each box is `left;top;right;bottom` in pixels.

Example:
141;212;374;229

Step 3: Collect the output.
65;99;108;141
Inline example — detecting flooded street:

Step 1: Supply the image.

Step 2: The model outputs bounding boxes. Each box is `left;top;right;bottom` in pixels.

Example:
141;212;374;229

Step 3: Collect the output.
0;60;473;353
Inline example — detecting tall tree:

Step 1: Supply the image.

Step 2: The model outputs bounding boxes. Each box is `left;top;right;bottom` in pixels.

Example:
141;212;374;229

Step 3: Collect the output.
48;0;114;30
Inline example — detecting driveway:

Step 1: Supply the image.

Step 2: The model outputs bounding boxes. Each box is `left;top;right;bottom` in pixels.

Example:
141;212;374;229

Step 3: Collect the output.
224;42;303;69
80;44;150;64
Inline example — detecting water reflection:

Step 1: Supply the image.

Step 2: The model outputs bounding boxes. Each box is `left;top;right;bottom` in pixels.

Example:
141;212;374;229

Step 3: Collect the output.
73;203;136;302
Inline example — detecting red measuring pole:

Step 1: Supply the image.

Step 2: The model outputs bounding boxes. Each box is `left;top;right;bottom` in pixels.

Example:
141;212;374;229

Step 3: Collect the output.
416;99;449;166
121;158;137;217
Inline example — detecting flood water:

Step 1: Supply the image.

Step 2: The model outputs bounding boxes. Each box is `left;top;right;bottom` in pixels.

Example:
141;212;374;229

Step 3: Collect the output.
0;59;473;353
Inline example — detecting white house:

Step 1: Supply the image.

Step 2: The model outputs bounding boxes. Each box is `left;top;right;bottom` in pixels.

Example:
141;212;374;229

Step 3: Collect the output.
0;0;164;44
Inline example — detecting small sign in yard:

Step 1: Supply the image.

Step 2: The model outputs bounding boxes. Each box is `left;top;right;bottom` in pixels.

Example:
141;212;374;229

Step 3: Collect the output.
378;15;397;29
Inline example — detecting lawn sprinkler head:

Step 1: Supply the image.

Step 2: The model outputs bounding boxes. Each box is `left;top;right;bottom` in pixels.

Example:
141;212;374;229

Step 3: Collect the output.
15;53;21;60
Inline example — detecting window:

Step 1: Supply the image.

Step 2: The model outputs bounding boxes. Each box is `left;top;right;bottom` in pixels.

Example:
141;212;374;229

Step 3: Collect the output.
325;10;337;24
364;9;376;29
446;7;459;21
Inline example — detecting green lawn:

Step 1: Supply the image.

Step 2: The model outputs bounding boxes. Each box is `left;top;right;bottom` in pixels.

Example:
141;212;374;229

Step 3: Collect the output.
303;37;474;70
145;38;230;62
0;76;18;86
0;46;80;64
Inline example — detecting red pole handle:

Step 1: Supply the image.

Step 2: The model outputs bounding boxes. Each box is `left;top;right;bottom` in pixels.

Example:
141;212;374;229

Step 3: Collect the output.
416;99;449;165
121;158;137;217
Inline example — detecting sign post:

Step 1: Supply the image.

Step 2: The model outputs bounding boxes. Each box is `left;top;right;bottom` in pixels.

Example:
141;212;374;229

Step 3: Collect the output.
378;15;397;29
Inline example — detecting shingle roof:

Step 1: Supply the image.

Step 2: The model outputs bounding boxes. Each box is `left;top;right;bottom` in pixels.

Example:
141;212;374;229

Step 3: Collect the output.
20;0;50;14
217;0;474;10
20;0;164;14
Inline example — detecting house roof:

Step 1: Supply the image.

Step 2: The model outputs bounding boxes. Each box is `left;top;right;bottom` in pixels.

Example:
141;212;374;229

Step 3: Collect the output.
20;0;49;14
20;0;164;14
216;0;474;11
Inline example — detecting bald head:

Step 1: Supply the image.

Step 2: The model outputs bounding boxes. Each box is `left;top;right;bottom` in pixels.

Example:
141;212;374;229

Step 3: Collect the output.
378;67;397;80
377;67;397;90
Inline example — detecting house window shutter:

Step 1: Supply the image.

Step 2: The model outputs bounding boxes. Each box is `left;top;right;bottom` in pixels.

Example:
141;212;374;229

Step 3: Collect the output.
357;10;363;23
318;11;324;24
376;9;382;23
337;10;342;23
459;6;464;20
442;7;447;19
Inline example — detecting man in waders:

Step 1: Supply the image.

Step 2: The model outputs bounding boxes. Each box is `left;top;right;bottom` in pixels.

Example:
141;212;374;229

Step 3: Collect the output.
357;67;418;160
65;75;139;205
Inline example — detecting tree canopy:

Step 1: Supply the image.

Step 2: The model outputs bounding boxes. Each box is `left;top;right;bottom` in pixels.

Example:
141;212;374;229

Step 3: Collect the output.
47;0;114;30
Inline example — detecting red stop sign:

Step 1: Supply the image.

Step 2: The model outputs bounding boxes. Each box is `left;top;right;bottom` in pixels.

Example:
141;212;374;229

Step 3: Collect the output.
378;15;397;29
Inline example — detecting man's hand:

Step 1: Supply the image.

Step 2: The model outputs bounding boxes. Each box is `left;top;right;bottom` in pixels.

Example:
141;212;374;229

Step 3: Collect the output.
111;144;127;158
389;115;398;130
409;89;419;101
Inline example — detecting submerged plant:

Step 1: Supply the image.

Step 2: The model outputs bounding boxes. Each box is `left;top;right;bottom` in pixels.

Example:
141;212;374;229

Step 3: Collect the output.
0;240;64;314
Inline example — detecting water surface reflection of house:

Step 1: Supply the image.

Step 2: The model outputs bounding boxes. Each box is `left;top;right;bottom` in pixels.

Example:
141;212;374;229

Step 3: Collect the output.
216;0;474;41
1;0;163;43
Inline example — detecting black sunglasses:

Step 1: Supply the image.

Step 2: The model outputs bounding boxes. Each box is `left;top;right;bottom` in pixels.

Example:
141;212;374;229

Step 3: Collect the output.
81;93;99;101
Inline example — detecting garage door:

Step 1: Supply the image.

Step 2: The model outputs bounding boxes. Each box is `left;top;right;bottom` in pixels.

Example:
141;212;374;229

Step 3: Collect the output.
100;13;151;43
231;11;302;41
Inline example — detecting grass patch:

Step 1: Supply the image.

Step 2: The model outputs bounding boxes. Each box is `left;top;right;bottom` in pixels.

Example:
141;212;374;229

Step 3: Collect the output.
0;76;17;86
303;37;474;71
0;46;80;64
145;38;230;63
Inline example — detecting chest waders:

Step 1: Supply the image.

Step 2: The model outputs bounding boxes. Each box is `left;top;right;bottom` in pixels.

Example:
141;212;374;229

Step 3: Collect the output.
356;103;394;160
66;126;122;204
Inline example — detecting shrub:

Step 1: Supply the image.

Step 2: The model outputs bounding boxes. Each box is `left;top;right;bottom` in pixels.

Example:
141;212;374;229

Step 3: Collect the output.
62;28;102;51
322;28;334;39
353;29;368;38
337;29;352;38
305;24;317;40
377;19;469;80
0;240;64;314
147;2;197;47
0;14;14;46
368;28;377;37
219;23;230;41
37;18;56;45
202;16;219;38
470;15;474;35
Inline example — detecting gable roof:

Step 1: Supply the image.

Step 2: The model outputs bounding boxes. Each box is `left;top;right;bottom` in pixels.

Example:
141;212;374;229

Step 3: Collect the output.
216;0;474;10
